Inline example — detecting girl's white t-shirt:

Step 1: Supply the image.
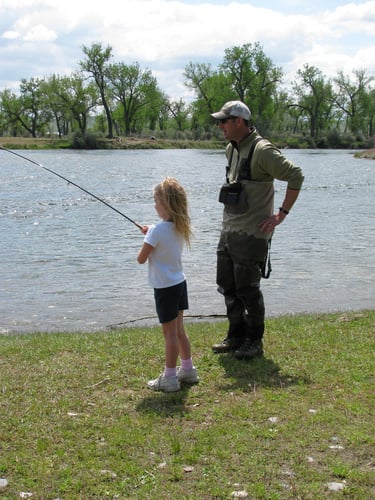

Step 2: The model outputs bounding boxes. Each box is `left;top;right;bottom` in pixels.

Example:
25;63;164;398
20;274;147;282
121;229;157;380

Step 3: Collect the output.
144;221;185;289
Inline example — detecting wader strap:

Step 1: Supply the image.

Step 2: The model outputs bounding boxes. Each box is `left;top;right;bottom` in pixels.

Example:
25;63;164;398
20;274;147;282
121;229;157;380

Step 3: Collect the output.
225;147;234;183
226;136;263;182
237;136;264;181
261;238;272;279
247;137;263;180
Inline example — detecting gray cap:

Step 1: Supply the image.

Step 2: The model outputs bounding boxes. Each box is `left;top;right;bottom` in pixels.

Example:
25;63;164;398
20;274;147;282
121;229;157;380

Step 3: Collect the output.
211;100;251;121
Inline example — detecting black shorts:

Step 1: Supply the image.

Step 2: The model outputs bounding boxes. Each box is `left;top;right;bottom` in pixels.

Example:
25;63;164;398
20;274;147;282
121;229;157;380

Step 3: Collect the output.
154;280;189;324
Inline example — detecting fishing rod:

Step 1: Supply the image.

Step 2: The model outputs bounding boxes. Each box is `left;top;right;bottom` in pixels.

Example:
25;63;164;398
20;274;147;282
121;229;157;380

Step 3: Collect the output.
0;145;143;230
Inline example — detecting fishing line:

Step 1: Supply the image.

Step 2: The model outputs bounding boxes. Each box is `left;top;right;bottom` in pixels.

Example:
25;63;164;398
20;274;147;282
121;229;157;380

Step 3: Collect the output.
107;313;227;329
0;145;142;230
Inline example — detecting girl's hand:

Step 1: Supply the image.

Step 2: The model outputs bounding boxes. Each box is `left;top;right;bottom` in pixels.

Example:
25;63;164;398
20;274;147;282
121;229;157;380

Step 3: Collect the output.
140;225;149;235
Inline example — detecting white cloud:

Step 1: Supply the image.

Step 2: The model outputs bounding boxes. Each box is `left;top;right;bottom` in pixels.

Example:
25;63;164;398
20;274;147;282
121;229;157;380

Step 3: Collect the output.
2;30;20;40
0;0;374;99
23;24;57;42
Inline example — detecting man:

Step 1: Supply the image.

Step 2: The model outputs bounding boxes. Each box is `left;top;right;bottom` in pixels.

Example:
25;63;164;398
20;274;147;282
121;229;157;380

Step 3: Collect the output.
211;100;304;360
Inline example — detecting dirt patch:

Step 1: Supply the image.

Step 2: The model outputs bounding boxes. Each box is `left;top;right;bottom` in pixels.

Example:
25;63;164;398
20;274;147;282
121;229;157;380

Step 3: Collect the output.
355;148;375;159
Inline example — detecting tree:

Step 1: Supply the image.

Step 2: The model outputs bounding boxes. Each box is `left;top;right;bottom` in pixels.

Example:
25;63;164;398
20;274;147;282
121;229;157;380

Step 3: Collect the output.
80;43;114;138
361;87;375;137
155;92;171;131
168;99;189;131
185;44;283;133
184;62;232;127
333;69;375;136
290;64;334;139
0;78;52;137
41;75;69;137
0;89;24;136
184;62;216;108
220;43;283;132
106;62;160;136
43;73;99;135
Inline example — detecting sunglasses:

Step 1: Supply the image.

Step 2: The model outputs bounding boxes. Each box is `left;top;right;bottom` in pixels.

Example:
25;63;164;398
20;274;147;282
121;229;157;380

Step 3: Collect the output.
218;116;237;124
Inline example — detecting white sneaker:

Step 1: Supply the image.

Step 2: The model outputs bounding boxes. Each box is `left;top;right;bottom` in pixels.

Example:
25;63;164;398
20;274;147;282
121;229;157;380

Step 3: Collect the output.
177;367;199;384
147;374;180;392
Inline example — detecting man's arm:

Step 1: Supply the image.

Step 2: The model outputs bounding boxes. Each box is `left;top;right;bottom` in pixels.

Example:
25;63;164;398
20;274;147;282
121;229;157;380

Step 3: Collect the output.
259;187;301;233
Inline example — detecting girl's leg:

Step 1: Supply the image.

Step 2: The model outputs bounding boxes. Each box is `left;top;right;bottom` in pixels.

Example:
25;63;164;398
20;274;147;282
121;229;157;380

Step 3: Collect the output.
162;317;179;369
175;310;198;383
162;311;193;369
148;318;180;392
176;310;191;360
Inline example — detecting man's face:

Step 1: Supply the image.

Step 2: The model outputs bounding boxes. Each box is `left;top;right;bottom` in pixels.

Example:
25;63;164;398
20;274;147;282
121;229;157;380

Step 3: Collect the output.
217;116;240;141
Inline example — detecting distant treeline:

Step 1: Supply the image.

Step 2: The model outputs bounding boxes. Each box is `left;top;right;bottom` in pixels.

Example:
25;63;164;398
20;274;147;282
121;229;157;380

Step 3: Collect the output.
1;42;374;149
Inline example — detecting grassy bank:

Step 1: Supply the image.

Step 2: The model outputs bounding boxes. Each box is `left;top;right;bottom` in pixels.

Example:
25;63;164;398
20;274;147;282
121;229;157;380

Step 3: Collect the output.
0;136;224;151
2;136;375;155
0;310;374;498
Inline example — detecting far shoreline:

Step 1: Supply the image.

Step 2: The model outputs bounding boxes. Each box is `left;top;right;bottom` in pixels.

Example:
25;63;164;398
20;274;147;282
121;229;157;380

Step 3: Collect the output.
1;136;375;158
0;136;224;151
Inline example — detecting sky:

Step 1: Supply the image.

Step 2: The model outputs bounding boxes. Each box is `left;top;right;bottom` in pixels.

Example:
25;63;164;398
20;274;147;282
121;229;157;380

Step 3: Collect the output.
1;0;374;102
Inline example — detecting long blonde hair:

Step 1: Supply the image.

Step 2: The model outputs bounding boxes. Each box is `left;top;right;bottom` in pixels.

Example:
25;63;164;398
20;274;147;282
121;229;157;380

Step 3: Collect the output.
154;177;192;247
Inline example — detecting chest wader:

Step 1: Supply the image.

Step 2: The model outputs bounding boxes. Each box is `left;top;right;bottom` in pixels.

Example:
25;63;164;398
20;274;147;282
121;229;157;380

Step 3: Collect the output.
217;139;273;343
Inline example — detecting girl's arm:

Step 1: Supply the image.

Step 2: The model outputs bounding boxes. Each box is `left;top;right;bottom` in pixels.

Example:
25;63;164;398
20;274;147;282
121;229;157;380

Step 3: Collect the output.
137;242;154;264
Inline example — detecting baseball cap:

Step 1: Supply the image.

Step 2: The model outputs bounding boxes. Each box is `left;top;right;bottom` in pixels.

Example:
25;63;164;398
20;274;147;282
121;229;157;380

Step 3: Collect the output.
211;101;251;121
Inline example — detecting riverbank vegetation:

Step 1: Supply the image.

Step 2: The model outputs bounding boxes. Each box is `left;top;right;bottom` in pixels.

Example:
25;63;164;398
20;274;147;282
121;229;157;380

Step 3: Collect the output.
2;134;375;157
0;135;224;151
1;42;374;151
1;310;374;498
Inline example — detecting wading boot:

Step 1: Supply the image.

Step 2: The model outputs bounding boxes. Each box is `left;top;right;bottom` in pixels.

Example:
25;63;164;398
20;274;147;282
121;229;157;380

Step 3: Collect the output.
212;337;243;354
234;338;264;360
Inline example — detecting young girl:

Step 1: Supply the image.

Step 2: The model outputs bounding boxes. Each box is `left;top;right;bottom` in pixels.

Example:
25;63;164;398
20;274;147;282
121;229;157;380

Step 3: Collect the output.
137;177;199;392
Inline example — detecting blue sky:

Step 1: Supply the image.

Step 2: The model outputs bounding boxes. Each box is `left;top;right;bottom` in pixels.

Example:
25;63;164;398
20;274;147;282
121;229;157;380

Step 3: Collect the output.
0;0;374;101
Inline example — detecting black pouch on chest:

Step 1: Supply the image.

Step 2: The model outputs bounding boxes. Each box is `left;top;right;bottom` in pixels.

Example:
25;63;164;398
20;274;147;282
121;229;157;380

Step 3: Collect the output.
218;181;242;205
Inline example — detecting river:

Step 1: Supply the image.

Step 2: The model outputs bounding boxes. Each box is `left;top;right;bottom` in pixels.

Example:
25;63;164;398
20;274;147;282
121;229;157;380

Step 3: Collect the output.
1;148;374;333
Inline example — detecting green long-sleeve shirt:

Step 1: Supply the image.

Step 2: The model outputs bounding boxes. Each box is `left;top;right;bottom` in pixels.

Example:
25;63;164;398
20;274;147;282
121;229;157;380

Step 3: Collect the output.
222;128;304;238
226;128;304;190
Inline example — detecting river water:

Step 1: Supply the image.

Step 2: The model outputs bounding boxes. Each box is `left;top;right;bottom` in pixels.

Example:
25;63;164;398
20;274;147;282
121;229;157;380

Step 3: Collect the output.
1;148;374;334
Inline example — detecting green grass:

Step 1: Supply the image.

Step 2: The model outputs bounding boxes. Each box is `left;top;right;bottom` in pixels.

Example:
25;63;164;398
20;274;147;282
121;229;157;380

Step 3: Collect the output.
1;311;374;499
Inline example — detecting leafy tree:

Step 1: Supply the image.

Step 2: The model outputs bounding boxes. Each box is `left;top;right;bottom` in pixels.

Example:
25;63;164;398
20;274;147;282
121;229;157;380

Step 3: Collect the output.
106;62;160;135
168;98;189;131
43;73;99;135
1;78;52;137
41;75;70;137
220;43;283;132
20;77;52;137
333;69;375;136
185;44;283;133
184;62;232;128
1;37;374;147
155;92;171;131
187;79;232;138
271;89;294;134
290;64;334;138
184;62;216;109
0;89;24;136
80;42;114;138
362;87;375;137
